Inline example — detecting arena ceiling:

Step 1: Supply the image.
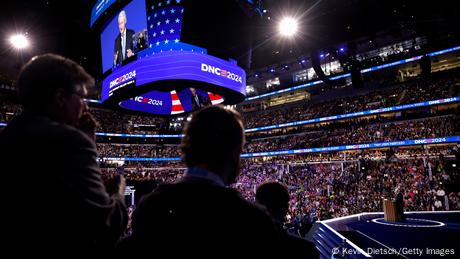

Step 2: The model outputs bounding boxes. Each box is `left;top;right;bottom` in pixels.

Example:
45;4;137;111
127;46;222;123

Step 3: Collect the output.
0;0;458;79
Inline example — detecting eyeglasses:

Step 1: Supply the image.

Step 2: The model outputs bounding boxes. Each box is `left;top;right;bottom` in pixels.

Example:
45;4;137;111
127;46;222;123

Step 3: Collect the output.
71;91;88;102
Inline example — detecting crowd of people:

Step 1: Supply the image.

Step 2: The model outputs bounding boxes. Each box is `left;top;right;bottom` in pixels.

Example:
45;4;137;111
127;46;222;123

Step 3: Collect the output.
94;115;457;158
3;55;299;257
97;143;181;158
0;94;21;122
242;74;458;129
1;70;458;136
101;168;183;187
1;51;459;258
100;145;458;170
0;97;172;134
246;115;457;152
99;155;460;228
236;158;460;221
90;108;169;134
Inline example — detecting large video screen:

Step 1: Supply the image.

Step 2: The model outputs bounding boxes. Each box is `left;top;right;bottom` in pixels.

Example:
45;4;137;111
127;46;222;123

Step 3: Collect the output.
119;88;222;115
90;0;116;27
96;0;246;115
100;0;148;73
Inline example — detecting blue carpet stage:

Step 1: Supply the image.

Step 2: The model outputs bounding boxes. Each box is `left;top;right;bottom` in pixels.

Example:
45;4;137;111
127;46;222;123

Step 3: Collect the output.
311;211;460;259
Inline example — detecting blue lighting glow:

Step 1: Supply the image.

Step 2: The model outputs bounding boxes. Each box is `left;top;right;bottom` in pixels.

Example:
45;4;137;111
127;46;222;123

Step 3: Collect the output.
245;96;460;133
246;80;322;101
102;157;180;161
90;0;116;27
84;99;101;104
95;133;184;138
2;97;458;137
246;45;460;101
427;46;460;57
100;136;460;161
241;136;460;157
329;73;351;80
360;55;423;73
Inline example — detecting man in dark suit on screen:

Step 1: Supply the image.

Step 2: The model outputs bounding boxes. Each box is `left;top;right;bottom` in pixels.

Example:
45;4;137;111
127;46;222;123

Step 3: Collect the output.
114;10;135;66
0;54;127;259
117;106;281;257
190;87;211;111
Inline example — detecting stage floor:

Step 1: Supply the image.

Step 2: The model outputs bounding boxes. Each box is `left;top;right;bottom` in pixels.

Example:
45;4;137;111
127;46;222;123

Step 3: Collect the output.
340;212;460;258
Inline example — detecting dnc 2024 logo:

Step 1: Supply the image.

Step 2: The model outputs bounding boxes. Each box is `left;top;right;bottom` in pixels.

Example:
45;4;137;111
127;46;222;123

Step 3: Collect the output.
110;70;136;88
132;96;163;106
201;63;243;83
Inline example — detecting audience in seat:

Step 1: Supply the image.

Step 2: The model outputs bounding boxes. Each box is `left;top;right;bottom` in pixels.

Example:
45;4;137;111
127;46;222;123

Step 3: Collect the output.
0;54;127;259
117;106;281;257
256;182;320;259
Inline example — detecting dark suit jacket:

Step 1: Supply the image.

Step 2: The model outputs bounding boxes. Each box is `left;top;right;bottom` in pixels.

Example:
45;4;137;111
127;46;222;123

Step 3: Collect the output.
114;29;135;65
280;226;319;258
0;113;127;259
191;93;211;111
117;177;281;257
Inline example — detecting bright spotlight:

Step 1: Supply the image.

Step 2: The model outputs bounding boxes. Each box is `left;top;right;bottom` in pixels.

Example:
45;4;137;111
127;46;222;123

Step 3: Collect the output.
9;34;29;49
278;17;298;37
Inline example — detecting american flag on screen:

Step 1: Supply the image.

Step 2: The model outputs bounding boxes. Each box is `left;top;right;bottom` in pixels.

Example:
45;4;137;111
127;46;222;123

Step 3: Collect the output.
208;93;224;105
146;0;184;50
143;0;223;114
170;90;184;115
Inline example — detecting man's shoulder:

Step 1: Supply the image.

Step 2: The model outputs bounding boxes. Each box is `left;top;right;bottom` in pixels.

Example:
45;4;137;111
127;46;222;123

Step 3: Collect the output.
130;182;281;255
140;182;269;217
284;232;320;258
114;33;121;42
142;182;239;201
1;114;93;147
127;29;135;37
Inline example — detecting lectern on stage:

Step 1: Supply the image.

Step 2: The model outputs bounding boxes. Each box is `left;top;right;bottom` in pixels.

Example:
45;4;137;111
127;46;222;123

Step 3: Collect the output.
383;199;405;222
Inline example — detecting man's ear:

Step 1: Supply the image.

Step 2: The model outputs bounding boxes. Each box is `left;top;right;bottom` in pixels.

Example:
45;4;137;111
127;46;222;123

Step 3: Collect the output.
54;88;67;108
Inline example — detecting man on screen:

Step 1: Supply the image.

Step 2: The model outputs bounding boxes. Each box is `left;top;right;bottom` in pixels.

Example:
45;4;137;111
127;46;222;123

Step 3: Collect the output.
114;10;135;66
190;87;211;111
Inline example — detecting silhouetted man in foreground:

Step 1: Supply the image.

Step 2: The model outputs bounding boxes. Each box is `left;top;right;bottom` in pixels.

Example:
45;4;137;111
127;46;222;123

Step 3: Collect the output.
256;182;319;259
118;106;280;257
0;54;127;259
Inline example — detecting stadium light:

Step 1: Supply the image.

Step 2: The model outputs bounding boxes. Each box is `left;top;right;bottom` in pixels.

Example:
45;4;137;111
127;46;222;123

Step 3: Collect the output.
9;33;29;49
278;17;298;37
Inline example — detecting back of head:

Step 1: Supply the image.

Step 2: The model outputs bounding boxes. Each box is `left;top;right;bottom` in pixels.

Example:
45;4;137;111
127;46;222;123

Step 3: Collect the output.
17;53;94;112
181;106;244;182
256;182;290;218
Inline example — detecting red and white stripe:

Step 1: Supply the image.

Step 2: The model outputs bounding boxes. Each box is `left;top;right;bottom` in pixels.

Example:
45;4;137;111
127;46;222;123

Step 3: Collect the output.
170;90;184;115
208;92;224;105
